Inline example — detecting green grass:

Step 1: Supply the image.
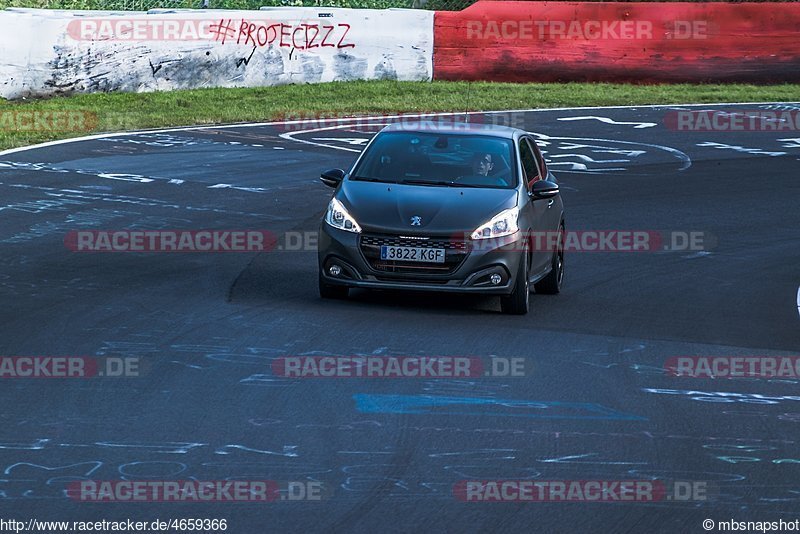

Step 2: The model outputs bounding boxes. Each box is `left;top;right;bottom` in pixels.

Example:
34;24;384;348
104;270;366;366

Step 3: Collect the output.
1;80;799;150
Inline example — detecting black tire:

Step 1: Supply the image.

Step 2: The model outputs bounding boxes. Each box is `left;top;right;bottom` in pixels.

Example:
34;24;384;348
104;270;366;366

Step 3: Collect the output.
500;246;530;315
534;223;564;295
319;272;349;299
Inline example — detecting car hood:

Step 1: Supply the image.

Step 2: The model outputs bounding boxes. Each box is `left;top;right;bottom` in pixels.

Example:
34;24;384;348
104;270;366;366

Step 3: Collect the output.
338;180;518;235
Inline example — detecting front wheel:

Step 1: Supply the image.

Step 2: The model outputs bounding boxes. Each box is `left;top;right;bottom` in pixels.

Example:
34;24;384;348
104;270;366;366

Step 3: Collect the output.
319;272;349;299
500;248;530;315
534;223;564;295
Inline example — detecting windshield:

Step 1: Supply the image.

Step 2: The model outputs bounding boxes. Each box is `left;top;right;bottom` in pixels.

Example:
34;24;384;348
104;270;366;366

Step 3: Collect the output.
351;132;517;189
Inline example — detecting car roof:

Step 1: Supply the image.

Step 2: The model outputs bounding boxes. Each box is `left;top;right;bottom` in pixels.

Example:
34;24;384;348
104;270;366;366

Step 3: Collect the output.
380;121;525;139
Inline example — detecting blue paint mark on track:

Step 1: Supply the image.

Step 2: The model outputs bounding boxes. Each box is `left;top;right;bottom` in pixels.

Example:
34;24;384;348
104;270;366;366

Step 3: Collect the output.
353;394;646;421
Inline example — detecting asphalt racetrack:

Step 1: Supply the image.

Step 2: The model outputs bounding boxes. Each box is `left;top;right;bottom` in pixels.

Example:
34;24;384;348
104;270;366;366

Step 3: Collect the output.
1;103;799;532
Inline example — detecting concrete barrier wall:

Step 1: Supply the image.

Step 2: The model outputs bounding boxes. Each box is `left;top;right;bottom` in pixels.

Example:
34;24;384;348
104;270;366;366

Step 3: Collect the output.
0;7;433;99
4;2;798;99
434;1;800;83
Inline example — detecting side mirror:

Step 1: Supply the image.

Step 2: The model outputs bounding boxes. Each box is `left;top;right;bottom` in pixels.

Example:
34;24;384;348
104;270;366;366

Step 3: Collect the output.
320;168;346;188
531;180;559;199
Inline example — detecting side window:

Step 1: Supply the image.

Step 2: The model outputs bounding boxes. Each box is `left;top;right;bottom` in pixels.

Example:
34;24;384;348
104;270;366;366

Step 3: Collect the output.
529;138;547;178
518;138;541;191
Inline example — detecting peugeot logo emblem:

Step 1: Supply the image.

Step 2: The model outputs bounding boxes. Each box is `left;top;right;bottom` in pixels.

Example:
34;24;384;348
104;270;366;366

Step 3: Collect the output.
410;216;422;226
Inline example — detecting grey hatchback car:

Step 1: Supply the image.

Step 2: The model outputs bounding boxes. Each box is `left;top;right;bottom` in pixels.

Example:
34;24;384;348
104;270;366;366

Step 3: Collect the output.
317;122;565;315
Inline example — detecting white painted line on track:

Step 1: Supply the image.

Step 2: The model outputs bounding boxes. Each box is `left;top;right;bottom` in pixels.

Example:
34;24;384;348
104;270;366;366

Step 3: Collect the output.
279;123;381;153
556;116;657;128
278;123;392;154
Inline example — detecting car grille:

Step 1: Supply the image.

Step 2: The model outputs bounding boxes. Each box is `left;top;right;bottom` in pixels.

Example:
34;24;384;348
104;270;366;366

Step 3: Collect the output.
359;233;470;275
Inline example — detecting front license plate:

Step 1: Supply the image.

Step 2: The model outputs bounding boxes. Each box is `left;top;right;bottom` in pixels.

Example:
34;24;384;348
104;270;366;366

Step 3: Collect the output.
380;245;446;263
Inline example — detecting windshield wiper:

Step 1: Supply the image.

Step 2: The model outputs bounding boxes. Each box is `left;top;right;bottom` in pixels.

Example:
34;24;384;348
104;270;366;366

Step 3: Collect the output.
350;176;399;184
400;179;482;188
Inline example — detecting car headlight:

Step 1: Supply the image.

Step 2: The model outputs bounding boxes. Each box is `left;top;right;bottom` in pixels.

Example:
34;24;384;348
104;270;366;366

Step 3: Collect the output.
471;207;520;240
325;197;362;233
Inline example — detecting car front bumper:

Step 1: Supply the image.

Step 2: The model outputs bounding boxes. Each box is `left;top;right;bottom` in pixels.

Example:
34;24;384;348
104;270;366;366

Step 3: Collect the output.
318;223;526;295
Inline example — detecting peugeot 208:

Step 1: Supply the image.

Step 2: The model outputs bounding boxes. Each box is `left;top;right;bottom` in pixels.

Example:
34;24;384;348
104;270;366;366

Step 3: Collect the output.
317;123;565;315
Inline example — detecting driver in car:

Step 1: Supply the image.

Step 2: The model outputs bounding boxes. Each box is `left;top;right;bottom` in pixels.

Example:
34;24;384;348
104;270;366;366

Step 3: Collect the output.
472;153;494;176
457;152;509;186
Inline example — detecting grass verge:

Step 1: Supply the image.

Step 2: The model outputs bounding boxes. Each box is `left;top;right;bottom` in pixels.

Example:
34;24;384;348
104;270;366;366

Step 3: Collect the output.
1;80;799;150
